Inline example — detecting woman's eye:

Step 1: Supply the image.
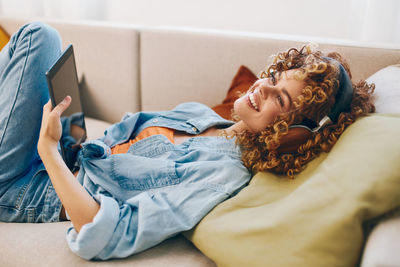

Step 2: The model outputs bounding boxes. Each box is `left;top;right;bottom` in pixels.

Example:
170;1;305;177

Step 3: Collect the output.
277;95;284;107
270;72;276;85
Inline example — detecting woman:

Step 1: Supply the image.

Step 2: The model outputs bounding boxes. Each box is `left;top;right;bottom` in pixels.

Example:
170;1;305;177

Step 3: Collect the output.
0;22;374;259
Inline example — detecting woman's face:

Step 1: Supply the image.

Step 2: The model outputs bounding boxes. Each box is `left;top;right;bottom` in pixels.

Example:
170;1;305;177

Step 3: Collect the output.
233;69;305;133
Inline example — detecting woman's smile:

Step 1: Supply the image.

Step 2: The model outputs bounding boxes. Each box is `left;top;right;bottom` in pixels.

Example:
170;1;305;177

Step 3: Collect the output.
233;69;305;133
248;89;260;111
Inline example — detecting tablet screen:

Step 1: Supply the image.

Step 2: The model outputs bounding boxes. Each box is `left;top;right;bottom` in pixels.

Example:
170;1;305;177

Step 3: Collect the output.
46;44;86;169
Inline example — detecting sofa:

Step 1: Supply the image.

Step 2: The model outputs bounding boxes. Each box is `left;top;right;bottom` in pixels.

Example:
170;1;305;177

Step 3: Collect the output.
0;17;400;267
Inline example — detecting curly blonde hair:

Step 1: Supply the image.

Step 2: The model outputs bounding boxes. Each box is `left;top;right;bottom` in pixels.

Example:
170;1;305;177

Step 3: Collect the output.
234;44;375;178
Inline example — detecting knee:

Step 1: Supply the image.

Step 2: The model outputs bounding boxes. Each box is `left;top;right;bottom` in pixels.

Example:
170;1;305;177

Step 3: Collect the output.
14;21;61;52
25;21;61;47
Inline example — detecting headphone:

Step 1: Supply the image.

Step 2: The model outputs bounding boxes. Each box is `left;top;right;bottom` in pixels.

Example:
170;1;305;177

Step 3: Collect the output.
277;57;353;153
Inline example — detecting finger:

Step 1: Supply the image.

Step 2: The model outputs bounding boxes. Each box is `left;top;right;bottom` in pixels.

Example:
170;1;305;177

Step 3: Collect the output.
41;100;52;125
52;95;72;117
43;99;52;113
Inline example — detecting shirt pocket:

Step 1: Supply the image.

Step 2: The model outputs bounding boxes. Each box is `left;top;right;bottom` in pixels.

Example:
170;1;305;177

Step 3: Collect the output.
111;155;180;191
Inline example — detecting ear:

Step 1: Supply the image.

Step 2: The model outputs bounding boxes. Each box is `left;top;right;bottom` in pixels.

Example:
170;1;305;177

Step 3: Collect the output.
276;127;313;154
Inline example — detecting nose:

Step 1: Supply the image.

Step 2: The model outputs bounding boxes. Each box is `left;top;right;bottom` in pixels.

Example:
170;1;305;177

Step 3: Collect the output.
258;80;278;99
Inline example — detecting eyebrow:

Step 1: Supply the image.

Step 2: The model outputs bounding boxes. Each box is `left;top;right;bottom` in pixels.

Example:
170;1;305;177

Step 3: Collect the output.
282;88;293;110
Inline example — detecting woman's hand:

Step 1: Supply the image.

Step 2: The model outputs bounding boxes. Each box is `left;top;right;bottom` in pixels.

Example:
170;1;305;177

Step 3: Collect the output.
37;95;100;232
38;96;71;153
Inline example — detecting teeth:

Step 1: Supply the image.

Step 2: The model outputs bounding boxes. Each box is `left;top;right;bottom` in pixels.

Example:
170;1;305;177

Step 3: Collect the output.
249;93;258;111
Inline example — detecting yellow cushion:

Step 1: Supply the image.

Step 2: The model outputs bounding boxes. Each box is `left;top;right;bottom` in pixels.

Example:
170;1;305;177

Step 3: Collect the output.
185;114;400;267
0;26;10;51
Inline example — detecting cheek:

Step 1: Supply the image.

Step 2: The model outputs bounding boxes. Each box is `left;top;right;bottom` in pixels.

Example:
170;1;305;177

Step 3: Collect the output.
250;106;282;131
260;103;280;122
246;111;274;132
233;97;281;133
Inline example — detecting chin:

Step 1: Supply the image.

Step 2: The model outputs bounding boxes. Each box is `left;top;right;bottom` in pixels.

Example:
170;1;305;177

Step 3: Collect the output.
233;97;248;118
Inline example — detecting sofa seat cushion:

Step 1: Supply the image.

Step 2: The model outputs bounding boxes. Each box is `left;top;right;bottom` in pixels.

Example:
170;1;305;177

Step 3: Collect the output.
0;222;215;266
186;113;400;267
85;117;112;141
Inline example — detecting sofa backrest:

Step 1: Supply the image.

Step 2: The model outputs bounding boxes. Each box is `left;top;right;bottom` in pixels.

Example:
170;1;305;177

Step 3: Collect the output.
140;27;400;111
1;17;141;123
2;17;400;121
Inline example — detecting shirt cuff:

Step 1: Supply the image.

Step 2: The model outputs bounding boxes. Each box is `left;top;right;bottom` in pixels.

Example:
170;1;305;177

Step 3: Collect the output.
66;195;119;260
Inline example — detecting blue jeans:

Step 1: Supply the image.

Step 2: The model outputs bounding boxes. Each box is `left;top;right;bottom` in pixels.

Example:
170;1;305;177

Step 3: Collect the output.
0;22;63;222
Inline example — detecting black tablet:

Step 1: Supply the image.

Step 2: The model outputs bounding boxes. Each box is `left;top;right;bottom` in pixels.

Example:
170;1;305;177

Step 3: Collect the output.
45;44;86;167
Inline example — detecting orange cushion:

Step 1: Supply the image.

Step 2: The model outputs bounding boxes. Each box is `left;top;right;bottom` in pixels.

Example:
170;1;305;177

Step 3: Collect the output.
0;26;10;51
212;65;257;120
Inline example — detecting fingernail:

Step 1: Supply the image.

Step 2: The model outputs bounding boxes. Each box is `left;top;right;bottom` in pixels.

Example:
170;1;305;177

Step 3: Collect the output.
62;96;70;103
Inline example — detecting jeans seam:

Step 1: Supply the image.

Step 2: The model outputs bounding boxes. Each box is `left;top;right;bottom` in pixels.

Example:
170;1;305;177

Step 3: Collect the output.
0;27;33;148
14;183;29;209
43;183;62;222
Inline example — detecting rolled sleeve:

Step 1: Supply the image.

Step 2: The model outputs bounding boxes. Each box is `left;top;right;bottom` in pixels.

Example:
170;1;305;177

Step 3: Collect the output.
66;186;230;261
66;195;120;260
66;132;251;260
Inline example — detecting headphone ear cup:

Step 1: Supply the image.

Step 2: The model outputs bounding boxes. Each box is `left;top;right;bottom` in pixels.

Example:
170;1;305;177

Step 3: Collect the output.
276;127;313;154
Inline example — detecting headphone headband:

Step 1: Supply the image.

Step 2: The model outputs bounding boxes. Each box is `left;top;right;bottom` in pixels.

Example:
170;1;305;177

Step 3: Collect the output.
290;57;353;133
324;57;353;124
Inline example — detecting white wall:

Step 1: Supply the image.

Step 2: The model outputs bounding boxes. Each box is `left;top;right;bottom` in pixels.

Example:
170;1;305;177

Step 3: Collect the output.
0;0;399;44
105;0;351;40
348;0;400;44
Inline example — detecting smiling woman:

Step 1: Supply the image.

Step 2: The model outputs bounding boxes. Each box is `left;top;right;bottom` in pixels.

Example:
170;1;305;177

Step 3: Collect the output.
234;45;375;178
0;21;375;261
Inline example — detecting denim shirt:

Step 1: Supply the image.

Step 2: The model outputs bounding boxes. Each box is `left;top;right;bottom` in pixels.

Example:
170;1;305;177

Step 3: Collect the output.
66;102;252;260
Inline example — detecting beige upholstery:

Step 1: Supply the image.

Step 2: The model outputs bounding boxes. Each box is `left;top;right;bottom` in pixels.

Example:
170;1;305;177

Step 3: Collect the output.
0;16;399;266
0;222;215;267
1;18;141;123
140;27;400;111
85;117;111;141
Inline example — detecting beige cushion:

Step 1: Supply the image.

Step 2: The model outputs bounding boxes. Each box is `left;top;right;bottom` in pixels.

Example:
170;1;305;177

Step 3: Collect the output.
367;64;400;113
140;27;400;111
0;222;215;267
186;114;400;267
0;17;141;123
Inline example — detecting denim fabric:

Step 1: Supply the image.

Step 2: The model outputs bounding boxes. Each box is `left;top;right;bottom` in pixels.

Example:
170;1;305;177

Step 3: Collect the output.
61;113;85;171
0;22;62;222
0;22;252;260
67;102;252;260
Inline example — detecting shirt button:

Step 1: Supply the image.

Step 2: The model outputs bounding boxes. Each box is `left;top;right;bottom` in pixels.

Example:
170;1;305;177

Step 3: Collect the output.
192;127;197;132
152;119;158;123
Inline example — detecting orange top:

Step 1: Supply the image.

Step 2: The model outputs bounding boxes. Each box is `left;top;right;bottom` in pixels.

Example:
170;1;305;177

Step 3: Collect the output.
111;126;175;154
